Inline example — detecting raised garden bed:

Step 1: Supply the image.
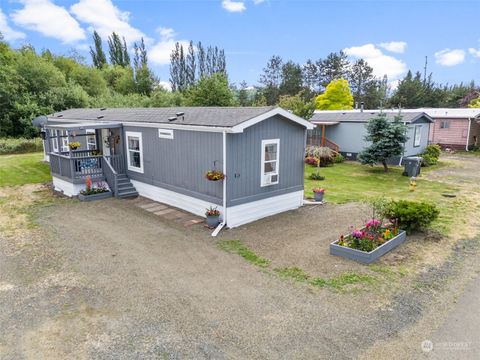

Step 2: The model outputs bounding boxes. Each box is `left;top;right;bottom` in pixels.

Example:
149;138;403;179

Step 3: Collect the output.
330;229;406;264
78;191;112;202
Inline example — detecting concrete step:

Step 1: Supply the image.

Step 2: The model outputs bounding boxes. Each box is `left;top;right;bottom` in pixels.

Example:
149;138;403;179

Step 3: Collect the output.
117;190;139;198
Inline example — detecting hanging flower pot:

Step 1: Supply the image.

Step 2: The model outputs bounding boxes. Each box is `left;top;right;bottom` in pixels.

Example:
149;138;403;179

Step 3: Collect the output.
68;141;81;150
205;170;225;181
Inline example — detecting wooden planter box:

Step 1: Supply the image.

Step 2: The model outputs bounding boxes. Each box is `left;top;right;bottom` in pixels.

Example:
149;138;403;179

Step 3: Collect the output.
330;230;407;264
78;191;112;202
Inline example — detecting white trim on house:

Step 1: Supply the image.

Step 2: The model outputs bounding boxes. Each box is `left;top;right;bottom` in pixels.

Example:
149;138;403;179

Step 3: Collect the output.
232;107;315;133
131;180;224;220
52;176;85;197
125;131;144;173
413;125;422;147
227;190;304;228
260;139;280;187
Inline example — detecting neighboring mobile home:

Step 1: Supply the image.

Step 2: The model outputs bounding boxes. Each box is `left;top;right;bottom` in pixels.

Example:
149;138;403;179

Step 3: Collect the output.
39;107;314;228
309;110;433;163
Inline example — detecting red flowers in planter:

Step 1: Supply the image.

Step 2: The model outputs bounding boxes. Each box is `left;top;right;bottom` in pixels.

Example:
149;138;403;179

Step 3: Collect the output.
312;188;325;194
205;170;225;181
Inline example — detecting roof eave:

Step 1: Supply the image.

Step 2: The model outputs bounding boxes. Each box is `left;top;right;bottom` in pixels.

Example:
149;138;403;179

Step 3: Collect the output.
231;107;315;133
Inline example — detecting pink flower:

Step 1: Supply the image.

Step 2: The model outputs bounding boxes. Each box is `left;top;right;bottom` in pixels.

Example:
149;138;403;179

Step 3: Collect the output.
366;219;381;228
352;229;362;238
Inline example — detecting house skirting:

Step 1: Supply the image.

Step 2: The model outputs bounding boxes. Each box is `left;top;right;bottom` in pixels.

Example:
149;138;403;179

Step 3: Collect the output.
227;190;304;228
131;180;304;228
52;176;85;197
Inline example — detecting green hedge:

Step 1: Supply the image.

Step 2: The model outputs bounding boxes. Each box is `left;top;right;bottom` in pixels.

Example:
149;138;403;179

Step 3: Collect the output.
0;138;44;155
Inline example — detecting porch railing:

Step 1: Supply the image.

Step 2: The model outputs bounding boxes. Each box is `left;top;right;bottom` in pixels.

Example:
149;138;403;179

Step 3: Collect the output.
102;156;118;196
59;149;99;158
104;154;125;174
49;153;103;182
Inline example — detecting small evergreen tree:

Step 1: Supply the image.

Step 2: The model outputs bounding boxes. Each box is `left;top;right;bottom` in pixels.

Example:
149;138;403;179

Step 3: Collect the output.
358;113;408;172
89;30;107;69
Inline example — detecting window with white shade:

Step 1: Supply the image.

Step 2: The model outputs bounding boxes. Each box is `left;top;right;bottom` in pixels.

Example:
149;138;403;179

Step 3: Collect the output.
60;130;69;152
50;129;58;152
261;139;280;187
414;125;422;147
126;131;143;173
86;129;97;150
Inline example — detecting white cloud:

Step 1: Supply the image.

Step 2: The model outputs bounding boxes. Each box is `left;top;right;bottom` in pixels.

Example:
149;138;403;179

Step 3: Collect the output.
158;81;172;91
70;0;145;44
149;27;189;66
378;41;407;54
11;0;85;43
0;8;26;41
468;47;480;59
434;48;465;66
344;43;407;79
222;1;246;13
253;0;266;4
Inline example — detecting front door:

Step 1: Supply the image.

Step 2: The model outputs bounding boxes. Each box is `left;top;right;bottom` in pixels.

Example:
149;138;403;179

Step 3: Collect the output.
101;129;111;157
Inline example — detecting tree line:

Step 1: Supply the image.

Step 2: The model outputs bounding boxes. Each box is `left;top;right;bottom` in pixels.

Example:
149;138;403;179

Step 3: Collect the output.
1;27;479;138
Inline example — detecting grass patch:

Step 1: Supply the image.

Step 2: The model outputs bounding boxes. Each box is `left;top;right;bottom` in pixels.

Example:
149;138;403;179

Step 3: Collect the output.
0;153;51;186
0;137;43;155
217;240;271;268
274;267;309;281
310;272;377;290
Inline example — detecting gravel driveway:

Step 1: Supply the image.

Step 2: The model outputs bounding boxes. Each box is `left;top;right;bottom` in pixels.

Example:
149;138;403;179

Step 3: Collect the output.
1;154;479;359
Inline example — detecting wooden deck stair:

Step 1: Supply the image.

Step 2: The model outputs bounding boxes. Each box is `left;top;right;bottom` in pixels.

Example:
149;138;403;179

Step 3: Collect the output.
115;174;138;198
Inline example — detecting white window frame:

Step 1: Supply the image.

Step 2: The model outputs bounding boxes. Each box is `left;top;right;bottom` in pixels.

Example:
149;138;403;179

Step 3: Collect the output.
60;130;69;153
413;125;422;147
260;139;280;187
158;129;174;139
125;131;144;173
50;129;59;152
86;129;97;150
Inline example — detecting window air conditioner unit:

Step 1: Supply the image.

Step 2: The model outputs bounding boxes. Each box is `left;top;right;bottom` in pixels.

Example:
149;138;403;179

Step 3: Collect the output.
265;173;278;185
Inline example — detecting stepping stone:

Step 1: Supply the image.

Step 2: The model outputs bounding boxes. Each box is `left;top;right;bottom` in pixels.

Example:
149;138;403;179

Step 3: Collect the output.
184;219;204;227
163;210;184;220
138;202;159;209
154;208;175;216
145;204;168;212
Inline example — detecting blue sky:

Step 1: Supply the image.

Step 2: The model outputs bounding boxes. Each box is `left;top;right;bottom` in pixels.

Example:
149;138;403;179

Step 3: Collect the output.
1;0;479;90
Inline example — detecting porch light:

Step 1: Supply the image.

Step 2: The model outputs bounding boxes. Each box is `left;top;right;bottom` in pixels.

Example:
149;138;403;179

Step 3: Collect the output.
39;130;47;140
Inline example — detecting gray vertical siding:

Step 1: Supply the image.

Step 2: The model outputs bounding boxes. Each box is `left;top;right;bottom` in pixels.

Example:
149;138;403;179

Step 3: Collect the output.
123;126;223;204
325;119;431;158
226;115;305;207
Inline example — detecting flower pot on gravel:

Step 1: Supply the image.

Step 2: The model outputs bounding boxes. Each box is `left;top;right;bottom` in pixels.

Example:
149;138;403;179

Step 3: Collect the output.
205;206;221;228
314;192;324;202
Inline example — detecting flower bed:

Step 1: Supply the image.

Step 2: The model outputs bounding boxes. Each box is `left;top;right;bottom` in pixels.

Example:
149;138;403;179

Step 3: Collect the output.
330;219;406;264
78;177;112;201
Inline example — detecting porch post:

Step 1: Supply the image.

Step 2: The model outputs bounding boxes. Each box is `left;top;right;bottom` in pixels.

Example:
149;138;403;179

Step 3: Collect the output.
321;125;326;147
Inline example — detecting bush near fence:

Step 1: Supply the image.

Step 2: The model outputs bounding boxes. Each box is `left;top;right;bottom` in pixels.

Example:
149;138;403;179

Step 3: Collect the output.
0;138;44;155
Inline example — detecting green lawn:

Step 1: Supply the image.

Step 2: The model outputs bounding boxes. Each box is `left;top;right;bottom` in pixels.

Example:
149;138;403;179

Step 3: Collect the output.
304;161;462;234
0;152;51;186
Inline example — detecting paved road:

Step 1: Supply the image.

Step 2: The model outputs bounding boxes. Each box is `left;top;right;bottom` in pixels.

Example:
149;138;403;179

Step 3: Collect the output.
426;273;480;359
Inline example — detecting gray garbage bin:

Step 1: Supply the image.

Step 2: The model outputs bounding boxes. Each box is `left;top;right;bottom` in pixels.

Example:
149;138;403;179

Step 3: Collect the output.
403;157;422;177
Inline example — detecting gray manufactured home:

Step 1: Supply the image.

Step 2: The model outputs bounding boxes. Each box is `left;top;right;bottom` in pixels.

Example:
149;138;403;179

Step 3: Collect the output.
309;110;433;163
41;107;314;228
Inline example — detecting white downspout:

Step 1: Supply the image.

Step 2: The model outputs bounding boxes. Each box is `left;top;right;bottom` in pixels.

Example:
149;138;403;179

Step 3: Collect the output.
399;121;407;166
466;118;472;152
212;131;227;237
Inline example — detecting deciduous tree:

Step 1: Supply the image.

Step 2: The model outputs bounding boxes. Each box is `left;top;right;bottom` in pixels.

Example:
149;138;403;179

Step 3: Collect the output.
315;79;354;110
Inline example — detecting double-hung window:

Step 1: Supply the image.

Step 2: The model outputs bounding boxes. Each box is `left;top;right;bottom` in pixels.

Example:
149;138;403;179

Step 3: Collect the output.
86;129;97;150
440;120;450;129
413;125;422;147
126;131;143;173
261;139;280;186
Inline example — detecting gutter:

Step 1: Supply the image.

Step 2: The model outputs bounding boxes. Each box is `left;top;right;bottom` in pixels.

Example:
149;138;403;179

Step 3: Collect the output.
466;118;472;152
212;131;227;237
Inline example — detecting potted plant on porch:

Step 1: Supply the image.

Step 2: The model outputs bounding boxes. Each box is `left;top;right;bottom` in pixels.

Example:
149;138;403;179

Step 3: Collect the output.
68;141;81;151
78;176;112;201
205;206;221;228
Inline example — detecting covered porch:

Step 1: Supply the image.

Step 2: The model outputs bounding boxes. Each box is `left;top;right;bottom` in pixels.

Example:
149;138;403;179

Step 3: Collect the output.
44;122;134;197
307;121;340;153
